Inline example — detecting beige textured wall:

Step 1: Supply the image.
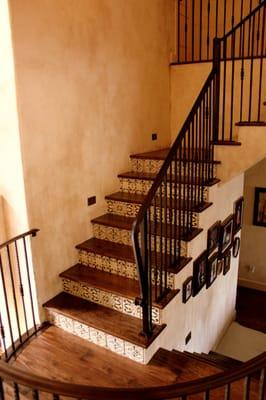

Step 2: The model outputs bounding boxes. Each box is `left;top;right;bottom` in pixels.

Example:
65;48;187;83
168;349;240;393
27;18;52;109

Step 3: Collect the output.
239;158;266;291
8;0;171;312
0;0;29;239
170;63;212;141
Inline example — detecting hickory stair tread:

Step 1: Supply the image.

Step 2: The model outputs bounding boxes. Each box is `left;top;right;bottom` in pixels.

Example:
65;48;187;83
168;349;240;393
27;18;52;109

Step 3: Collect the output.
43;292;166;348
187;351;242;371
91;213;203;242
170;350;222;376
76;237;192;273
130;148;221;164
60;264;180;309
235;121;266;127
118;171;220;187
105;191;213;212
212;140;242;146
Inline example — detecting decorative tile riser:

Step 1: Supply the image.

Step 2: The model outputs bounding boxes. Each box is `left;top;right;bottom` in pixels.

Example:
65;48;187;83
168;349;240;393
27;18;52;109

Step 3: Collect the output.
119;178;208;201
92;224;187;257
46;310;145;364
61;278;161;324
77;250;175;289
131;158;217;177
131;159;163;174
106;200;199;227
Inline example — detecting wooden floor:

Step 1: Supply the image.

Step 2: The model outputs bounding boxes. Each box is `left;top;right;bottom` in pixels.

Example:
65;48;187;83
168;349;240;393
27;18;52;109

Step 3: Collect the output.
236;286;266;333
13;326;221;389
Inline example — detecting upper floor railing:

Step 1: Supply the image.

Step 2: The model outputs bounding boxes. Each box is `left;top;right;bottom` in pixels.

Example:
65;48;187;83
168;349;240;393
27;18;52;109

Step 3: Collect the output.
0;352;265;399
174;0;264;64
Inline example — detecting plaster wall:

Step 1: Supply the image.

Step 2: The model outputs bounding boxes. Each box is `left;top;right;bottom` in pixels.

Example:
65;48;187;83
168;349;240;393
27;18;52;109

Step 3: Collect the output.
170;63;211;142
0;0;28;238
239;158;266;291
8;0;172;312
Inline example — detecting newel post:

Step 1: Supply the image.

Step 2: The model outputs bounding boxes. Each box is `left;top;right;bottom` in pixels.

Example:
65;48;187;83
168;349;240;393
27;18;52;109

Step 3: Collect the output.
213;38;221;142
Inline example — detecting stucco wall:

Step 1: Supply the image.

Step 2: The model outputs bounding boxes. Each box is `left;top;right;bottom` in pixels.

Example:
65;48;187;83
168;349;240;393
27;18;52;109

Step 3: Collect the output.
0;0;29;239
239;158;266;291
8;0;171;312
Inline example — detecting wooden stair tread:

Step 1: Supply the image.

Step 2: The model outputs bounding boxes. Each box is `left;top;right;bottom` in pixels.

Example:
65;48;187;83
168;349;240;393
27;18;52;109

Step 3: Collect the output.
208;351;243;368
76;238;192;274
187;352;242;371
212;140;242;146
130;148;221;164
131;148;170;160
91;213;203;242
235;121;266;127
171;350;222;376
43;292;166;348
105;191;212;212
118;171;220;186
60;264;180;309
91;213;135;231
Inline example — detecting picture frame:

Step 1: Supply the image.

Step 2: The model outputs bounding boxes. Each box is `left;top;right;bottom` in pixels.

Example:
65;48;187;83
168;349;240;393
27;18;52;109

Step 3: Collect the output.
217;257;224;275
223;248;231;275
182;276;193;303
232;237;241;258
192;250;207;296
219;215;234;254
207;221;221;255
253;187;266;227
234;196;244;233
206;253;218;288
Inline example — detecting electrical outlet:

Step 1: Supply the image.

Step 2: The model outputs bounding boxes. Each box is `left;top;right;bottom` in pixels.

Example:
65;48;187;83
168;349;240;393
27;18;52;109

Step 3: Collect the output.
185;331;192;345
152;133;157;141
87;196;96;206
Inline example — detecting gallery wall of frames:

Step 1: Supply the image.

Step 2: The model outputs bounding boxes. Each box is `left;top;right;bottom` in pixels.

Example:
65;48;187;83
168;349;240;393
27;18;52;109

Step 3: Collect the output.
182;197;244;304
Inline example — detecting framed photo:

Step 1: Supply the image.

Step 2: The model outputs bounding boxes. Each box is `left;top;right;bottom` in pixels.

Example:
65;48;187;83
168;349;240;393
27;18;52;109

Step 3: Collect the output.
220;215;234;254
223;248;231;275
232;237;241;258
234;197;244;233
206;253;218;288
217;258;224;275
192;250;207;296
253;187;266;227
207;221;220;255
182;276;193;303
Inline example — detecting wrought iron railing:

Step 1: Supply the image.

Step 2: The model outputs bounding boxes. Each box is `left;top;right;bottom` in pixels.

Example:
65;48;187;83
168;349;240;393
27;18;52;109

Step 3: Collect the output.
0;352;265;399
133;0;265;338
132;67;217;336
214;1;266;142
0;229;41;361
174;0;264;64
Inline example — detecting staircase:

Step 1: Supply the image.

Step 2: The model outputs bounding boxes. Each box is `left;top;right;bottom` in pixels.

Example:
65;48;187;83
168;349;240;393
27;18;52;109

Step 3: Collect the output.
0;1;266;399
42;0;266;366
43;147;220;364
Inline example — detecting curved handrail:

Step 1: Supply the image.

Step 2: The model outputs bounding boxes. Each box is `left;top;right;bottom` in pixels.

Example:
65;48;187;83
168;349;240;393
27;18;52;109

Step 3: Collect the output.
222;0;265;40
0;353;265;399
131;68;216;334
0;229;39;250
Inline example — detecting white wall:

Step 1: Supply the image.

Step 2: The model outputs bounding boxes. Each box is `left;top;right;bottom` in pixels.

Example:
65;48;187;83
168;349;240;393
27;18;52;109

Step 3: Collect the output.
239;158;266;291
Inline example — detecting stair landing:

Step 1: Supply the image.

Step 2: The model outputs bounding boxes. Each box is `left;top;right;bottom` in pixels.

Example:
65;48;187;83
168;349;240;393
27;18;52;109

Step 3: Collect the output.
13;326;221;388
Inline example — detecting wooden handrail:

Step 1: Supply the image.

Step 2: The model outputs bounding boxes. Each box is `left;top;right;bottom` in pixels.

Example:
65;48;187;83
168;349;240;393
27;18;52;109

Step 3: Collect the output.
0;353;265;399
0;229;39;250
222;1;265;40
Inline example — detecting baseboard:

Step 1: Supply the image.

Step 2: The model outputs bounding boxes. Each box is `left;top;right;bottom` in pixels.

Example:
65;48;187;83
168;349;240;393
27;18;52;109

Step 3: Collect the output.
238;278;266;292
212;309;236;351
